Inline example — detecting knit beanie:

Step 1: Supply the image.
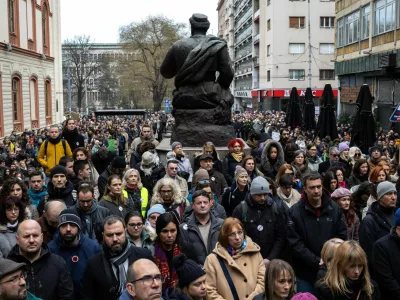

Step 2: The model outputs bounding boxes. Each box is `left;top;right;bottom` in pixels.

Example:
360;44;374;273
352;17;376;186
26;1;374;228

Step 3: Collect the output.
173;253;206;288
50;165;68;179
338;142;349;153
147;204;166;218
58;210;82;230
395;208;400;226
192;169;210;186
377;181;396;201
171;141;182;150
234;165;247;181
369;146;382;156
292;293;318;300
250;176;270;195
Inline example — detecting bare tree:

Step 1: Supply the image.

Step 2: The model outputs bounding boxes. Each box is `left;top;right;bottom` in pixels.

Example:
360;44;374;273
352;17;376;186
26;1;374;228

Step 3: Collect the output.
119;15;186;111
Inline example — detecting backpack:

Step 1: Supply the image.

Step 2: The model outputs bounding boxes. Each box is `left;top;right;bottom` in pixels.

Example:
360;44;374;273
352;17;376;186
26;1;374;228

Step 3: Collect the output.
44;139;67;156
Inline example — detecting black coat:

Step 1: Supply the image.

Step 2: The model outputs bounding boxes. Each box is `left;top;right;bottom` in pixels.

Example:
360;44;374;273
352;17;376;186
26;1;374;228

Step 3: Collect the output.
62;129;85;152
359;201;393;273
208;168;228;199
232;194;287;260
221;182;249;217
91;151;116;175
316;279;381;300
98;167;112;198
81;245;153;300
8;244;74;300
37;181;77;216
372;229;400;300
222;153;242;186
287;193;347;282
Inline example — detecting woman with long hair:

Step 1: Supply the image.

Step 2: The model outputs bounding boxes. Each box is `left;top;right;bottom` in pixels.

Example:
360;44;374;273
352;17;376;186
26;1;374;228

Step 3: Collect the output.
323;171;338;194
349;147;364;167
316;240;380;300
62;118;85;152
204;217;265;300
98;174;129;217
331;167;348;189
253;259;296;300
331;188;360;241
317;238;344;281
122;168;149;217
241;155;264;182
0;196;26;258
348;159;370;188
222;139;245;186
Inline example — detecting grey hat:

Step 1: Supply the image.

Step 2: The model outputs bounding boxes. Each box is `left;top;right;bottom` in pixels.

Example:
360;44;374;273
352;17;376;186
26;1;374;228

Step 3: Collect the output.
250;176;270;195
171;141;182;150
58;211;82;230
199;154;213;161
377;181;396;201
0;259;26;279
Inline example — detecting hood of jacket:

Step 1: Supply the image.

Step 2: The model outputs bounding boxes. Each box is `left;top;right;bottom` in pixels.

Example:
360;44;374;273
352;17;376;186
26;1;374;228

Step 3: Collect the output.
8;243;50;263
47;180;74;198
261;140;285;172
277;187;301;204
52;230;86;248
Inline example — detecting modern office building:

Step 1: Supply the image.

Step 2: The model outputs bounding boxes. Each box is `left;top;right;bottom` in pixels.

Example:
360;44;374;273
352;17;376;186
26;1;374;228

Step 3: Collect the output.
0;0;63;136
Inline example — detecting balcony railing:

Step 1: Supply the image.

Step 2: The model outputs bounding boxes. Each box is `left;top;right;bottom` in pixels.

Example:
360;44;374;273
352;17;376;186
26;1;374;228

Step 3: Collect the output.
236;28;252;45
253;34;260;43
254;9;260;20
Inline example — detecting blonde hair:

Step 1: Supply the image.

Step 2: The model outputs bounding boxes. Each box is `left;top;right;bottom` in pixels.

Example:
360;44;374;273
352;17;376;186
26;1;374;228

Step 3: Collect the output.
321;238;344;267
150;178;183;207
122;168;143;189
323;240;373;298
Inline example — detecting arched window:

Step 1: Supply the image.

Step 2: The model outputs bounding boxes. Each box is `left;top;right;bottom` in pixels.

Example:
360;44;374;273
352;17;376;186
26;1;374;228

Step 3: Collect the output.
29;78;39;128
45;80;52;124
8;0;20;46
11;76;23;132
42;2;50;55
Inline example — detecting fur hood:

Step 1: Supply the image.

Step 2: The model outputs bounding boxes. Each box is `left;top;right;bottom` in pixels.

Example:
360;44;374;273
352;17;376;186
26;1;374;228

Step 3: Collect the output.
261;140;285;173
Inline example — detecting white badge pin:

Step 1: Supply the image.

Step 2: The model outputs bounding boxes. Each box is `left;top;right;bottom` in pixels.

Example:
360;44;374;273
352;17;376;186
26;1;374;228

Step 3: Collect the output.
211;177;215;181
118;206;123;212
257;225;264;231
183;224;188;230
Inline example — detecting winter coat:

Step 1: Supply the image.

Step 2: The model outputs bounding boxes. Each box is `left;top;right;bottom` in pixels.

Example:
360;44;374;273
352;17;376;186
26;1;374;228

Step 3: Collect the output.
0;224;17;258
26;203;39;220
316;279;381;300
276;187;301;208
37;139;73;175
359;201;394;272
259;140;285;179
63;201;111;243
193;153;223;174
138;163;166;198
167;152;193;183
222;152;243;186
28;186;48;207
307;154;323;172
204;237;265;300
221;182;249;217
98;195;129;218
344;210;360;242
62;129;85;152
81;245;153;300
179;213;223;265
348;172;369;188
91;150;116;175
208;168;228;199
163;174;189;199
127;226;156;256
287;193;348;282
37;181;77;216
127;135;159;159
124;186;149;217
372;229;400;300
232;194;287;259
8;244;74;300
48;231;101;299
163;288;194;300
98;166;113;198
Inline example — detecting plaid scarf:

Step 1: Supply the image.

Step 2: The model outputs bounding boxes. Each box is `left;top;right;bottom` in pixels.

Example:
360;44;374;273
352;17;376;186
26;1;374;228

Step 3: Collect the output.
154;241;181;291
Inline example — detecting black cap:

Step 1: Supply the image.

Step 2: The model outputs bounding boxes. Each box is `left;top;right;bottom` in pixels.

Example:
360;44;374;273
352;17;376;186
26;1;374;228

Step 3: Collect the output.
173;254;205;288
199;154;213;161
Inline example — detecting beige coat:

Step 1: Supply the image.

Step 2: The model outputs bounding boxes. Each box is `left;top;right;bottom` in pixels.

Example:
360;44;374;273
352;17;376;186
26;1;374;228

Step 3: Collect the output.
204;237;265;300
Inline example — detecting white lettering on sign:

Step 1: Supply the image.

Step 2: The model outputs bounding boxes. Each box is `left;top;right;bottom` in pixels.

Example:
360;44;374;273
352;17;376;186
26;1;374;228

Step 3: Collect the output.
234;91;252;98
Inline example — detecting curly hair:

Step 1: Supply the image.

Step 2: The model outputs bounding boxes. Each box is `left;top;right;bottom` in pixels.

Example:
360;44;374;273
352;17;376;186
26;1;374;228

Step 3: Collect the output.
227;139;245;152
73;147;90;160
0;196;26;224
150;178;183;207
0;178;30;205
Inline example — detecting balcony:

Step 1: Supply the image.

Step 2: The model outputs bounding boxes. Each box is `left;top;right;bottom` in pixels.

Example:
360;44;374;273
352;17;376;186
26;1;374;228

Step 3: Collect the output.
235;9;252;33
254;9;260;22
235;28;252;46
253;34;260;44
253;55;259;67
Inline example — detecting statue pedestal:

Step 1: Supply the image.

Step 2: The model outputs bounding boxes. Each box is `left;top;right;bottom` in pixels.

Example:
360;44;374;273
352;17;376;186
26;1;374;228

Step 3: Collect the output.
156;138;250;166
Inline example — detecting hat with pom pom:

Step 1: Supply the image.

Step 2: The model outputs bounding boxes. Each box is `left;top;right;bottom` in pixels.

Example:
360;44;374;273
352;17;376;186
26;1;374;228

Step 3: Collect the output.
172;253;205;288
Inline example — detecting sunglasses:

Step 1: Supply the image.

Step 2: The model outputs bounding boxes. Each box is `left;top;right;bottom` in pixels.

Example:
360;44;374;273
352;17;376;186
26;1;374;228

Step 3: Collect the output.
332;154;339;157
354;153;361;157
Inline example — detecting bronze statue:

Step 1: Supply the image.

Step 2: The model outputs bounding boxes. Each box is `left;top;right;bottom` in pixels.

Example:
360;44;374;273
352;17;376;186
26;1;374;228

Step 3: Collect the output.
160;13;235;146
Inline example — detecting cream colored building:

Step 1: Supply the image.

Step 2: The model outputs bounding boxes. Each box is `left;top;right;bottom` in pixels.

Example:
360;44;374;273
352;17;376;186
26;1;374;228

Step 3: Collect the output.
0;0;63;137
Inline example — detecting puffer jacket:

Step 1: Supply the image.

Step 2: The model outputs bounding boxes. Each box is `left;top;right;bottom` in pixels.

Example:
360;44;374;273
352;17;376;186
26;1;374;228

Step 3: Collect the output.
204;237;265;300
259;140;285;178
0;224;17;258
179;212;223;265
37;139;73;175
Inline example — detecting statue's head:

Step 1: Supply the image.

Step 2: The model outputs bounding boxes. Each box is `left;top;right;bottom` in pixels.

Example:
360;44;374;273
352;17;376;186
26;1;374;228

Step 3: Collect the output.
190;14;210;35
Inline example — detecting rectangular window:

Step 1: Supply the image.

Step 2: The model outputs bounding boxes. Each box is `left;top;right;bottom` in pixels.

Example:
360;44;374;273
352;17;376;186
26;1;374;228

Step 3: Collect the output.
345;10;360;45
319;43;335;54
362;5;370;39
320;17;335;28
289;17;305;28
267;70;271;82
289;43;305;54
289;69;305;80
267;19;271;31
374;0;395;35
337;18;344;47
8;0;15;33
267;44;271;56
12;78;19;121
319;70;335;80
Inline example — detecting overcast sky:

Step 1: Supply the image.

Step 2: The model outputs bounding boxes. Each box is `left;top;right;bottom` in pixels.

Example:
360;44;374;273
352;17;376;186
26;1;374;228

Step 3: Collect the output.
61;0;219;43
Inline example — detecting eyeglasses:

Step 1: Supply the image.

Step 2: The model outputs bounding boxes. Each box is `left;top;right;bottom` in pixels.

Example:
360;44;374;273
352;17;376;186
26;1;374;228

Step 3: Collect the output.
0;271;27;285
354;153;361;157
160;190;172;194
131;274;165;286
332;154;339;157
128;223;143;228
228;230;244;238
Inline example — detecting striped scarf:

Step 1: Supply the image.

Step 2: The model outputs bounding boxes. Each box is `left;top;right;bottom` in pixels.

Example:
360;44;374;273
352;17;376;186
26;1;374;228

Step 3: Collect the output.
154;241;181;291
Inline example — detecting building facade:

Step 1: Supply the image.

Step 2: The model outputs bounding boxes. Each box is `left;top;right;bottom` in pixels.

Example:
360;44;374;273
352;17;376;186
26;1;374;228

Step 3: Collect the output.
335;0;400;131
0;0;63;137
218;0;338;112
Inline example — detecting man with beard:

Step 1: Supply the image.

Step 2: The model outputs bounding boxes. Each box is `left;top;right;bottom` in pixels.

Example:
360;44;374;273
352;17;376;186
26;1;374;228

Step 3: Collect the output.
138;151;166;198
0;259;41;300
126;124;159;161
198;154;227;200
37;165;77;216
61;118;85;152
37;200;66;244
279;128;290;150
48;211;101;299
81;216;153;300
37;125;73;176
27;171;47;207
7;220;74;300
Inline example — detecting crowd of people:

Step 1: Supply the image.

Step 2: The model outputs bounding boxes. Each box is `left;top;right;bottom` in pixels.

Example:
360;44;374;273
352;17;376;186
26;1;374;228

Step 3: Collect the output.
0;110;399;300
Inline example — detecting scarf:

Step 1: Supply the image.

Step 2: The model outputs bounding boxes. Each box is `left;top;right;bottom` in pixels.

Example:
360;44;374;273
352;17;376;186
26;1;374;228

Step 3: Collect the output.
6;221;18;232
227;238;247;256
231;152;243;162
108;242;132;294
47;135;61;145
154;241;181;291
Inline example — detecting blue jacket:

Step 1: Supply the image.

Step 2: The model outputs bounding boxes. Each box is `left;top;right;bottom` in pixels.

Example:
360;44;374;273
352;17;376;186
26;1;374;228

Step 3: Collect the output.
48;231;101;299
28;186;48;207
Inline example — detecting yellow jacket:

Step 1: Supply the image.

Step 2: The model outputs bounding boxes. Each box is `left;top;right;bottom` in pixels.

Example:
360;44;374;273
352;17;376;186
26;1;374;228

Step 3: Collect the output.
37;139;73;175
